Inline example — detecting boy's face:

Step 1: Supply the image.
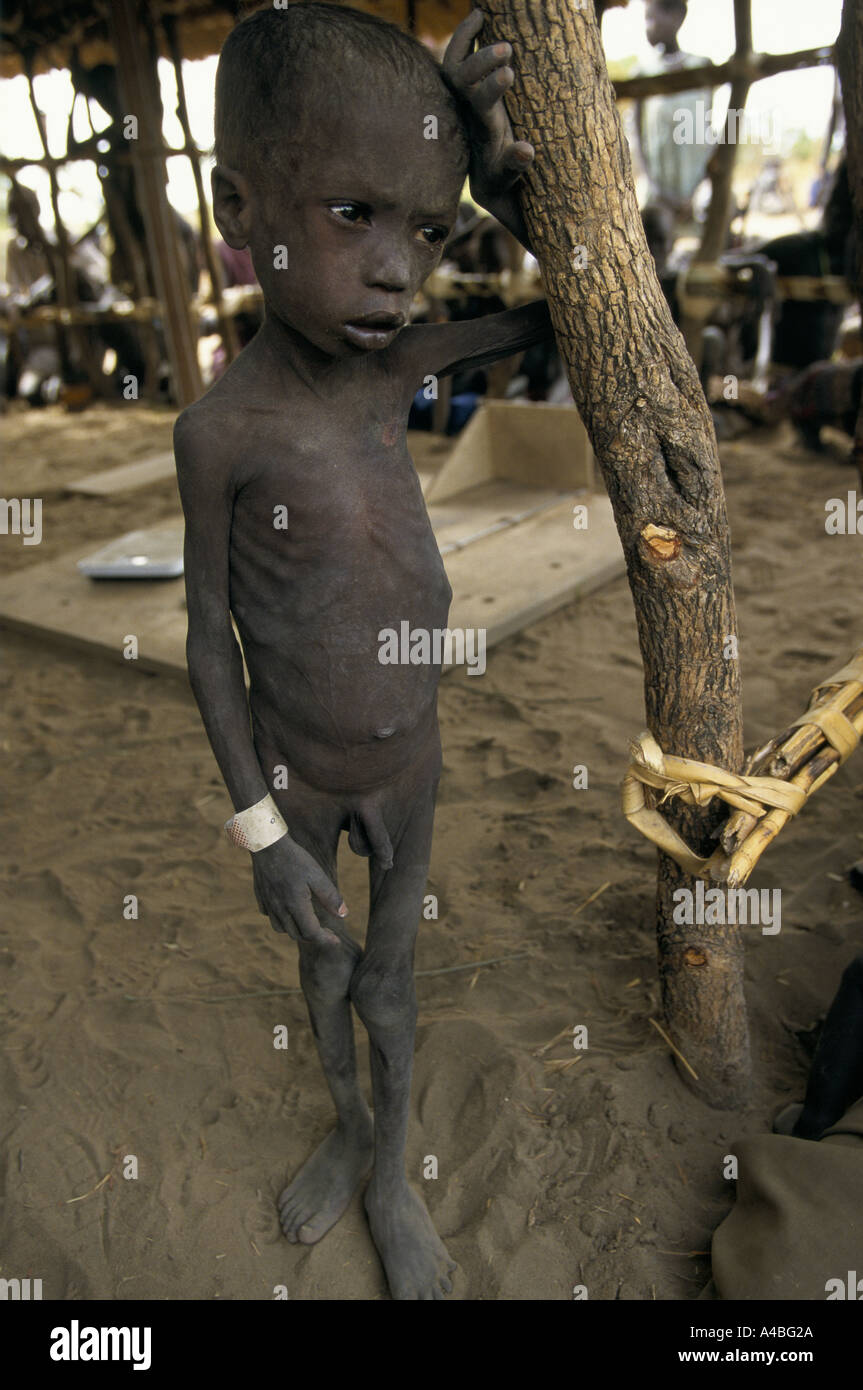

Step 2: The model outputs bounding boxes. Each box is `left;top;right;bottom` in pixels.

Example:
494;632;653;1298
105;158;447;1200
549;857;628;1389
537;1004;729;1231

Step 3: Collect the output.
246;86;466;360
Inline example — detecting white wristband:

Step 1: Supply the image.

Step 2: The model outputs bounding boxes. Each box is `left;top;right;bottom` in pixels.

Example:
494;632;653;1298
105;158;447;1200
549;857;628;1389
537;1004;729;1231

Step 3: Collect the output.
225;794;288;852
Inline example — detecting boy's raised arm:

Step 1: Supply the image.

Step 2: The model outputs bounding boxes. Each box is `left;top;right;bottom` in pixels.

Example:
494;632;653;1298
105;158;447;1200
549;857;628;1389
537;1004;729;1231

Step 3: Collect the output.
394;11;555;383
397;296;553;383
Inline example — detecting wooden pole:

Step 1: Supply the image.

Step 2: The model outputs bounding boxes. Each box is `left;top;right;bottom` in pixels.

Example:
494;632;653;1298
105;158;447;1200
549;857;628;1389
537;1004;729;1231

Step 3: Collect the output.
699;0;752;259
836;0;863;485
24;55;108;396
71;49;163;398
23;50;75;379
614;43;834;100
107;0;201;407
816;70;842;197
162;12;240;364
478;0;748;1105
681;0;754;366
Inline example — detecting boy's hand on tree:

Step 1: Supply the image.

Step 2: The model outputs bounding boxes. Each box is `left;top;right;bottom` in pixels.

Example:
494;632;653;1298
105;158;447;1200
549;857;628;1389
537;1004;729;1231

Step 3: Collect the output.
252;835;346;946
443;8;534;236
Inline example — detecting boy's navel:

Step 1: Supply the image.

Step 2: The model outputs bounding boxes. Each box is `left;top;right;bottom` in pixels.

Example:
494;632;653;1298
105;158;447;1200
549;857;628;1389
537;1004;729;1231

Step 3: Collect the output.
382;419;400;447
374;726;396;739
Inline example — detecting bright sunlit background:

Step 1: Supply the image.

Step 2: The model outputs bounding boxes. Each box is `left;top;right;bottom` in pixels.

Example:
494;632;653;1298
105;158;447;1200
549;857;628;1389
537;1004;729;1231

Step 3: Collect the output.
0;0;847;241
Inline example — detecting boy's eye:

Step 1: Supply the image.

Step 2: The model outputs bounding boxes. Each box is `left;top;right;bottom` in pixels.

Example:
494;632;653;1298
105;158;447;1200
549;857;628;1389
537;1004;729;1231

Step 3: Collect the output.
328;204;447;247
419;225;448;246
329;203;369;224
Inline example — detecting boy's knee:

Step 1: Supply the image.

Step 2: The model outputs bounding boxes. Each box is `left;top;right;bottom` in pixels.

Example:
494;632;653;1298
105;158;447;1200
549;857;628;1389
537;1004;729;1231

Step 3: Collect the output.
350;957;415;1031
300;942;358;1000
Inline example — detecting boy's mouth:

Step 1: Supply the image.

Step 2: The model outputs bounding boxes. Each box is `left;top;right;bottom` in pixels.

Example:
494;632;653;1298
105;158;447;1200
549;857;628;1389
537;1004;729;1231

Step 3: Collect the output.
343;312;405;350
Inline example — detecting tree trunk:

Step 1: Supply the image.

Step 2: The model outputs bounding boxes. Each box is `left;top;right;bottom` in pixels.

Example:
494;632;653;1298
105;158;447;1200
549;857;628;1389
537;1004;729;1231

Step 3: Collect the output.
836;0;863;485
479;0;748;1105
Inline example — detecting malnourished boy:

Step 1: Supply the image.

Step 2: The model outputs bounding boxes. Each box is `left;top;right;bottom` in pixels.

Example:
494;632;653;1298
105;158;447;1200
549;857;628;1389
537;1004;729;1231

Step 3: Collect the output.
175;3;553;1299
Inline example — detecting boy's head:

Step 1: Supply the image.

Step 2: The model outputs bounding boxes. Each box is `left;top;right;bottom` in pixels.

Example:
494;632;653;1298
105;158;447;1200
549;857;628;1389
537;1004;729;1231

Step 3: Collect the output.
644;0;686;51
212;2;470;360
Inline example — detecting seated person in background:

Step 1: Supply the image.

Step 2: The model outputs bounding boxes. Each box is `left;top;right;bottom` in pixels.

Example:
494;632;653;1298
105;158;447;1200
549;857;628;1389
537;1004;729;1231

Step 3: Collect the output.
752;159;856;370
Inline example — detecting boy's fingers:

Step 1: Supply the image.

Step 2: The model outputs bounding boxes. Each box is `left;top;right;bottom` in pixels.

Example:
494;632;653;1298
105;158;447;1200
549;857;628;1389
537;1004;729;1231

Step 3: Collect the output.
503;141;535;171
267;906;297;937
309;868;348;920
455;43;512;90
288;891;339;946
442;7;485;71
464;68;515;119
478;143;534;191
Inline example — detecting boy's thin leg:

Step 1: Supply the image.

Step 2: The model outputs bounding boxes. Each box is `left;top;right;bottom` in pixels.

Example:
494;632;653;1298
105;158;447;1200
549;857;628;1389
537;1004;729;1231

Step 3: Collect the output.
277;831;374;1245
349;779;456;1300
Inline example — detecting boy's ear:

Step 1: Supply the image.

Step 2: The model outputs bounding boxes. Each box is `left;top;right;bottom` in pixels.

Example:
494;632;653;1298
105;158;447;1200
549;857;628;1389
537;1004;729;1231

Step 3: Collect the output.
211;164;253;249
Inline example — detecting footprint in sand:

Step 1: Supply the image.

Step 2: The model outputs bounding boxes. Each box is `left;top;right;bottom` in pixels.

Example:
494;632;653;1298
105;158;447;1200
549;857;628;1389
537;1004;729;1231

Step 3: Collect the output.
200;1090;239;1128
9;1029;50;1089
103;857;145;880
530;727;562;753
484;767;562;800
121;703;151;732
5;871;96;989
6;868;83;927
780;648;836;667
415;1021;516;1152
246;1191;283;1246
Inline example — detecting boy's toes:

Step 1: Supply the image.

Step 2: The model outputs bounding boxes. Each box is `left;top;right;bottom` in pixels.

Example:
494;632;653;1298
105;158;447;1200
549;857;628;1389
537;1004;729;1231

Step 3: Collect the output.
279;1202;303;1239
297;1213;330;1244
277;1193;297;1219
281;1217;299;1243
291;1206;314;1237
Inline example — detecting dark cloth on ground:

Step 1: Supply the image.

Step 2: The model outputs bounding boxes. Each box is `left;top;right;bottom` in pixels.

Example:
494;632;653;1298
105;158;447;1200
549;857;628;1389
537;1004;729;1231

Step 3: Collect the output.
710;1096;863;1300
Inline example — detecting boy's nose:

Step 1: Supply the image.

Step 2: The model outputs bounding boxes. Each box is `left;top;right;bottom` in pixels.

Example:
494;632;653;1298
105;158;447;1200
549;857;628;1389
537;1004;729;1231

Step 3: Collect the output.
364;236;412;294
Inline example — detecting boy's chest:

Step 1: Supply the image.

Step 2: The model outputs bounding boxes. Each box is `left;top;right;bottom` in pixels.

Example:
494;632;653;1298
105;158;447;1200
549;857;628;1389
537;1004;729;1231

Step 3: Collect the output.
234;400;430;552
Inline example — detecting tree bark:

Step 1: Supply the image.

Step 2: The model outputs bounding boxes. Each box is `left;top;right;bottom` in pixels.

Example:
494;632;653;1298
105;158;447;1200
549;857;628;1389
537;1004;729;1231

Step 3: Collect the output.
479;0;748;1105
836;0;863;485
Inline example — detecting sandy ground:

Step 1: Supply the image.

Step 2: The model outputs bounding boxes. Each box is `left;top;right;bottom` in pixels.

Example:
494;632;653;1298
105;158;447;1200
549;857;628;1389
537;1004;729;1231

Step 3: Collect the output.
0;401;861;1301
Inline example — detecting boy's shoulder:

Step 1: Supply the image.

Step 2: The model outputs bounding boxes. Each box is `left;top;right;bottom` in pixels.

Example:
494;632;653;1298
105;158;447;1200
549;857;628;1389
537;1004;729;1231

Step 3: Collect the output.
174;346;268;471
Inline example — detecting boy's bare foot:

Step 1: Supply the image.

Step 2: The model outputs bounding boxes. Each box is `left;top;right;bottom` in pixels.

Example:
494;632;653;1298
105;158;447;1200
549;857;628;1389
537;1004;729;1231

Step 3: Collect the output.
278;1120;374;1244
365;1177;457;1300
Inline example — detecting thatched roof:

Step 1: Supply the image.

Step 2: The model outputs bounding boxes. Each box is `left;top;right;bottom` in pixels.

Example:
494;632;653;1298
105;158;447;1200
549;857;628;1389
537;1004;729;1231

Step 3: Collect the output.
0;0;474;79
